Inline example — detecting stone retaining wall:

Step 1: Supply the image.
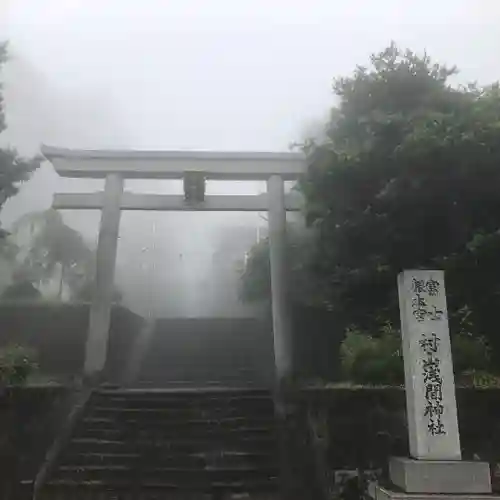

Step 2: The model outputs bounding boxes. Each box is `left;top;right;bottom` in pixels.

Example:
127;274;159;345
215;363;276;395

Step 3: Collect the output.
294;387;500;491
0;303;143;383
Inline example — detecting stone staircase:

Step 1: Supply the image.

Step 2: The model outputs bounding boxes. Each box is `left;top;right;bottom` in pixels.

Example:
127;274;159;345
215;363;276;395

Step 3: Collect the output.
37;388;281;499
136;319;275;389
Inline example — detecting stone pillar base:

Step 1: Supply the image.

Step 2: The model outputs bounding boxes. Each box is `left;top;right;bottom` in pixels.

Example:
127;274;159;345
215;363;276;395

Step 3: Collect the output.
390;457;492;494
371;485;500;500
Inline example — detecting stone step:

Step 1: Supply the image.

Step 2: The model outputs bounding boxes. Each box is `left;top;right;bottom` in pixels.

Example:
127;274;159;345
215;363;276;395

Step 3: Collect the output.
69;436;277;455
78;413;276;432
134;377;266;387
81;416;275;430
88;404;275;418
87;406;273;422
40;388;280;499
137;372;262;380
94;388;272;399
53;464;280;485
75;428;275;444
42;478;278;497
61;451;277;469
89;398;274;414
93;393;271;401
134;381;269;391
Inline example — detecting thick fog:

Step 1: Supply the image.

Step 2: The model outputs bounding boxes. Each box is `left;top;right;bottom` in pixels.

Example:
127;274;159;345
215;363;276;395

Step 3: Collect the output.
1;1;499;317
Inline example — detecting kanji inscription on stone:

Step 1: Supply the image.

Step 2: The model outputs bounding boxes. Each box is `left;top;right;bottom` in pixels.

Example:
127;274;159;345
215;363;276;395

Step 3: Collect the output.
398;270;461;460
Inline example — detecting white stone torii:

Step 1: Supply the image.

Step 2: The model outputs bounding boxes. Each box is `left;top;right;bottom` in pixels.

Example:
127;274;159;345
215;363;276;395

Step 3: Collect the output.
41;145;306;384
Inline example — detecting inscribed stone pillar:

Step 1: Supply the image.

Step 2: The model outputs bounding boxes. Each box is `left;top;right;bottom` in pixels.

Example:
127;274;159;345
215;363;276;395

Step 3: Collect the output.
267;175;292;382
84;173;124;376
397;270;461;460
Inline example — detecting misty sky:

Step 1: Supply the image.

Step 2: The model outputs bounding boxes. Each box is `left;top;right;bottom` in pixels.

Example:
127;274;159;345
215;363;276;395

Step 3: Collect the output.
3;1;500;150
1;1;499;316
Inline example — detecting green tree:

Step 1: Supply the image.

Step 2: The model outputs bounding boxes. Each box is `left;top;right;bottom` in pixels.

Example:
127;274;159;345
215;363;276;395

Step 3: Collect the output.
297;43;500;358
73;279;123;304
0;43;40;236
14;209;93;300
1;280;41;301
242;43;500;365
340;322;491;386
239;222;325;306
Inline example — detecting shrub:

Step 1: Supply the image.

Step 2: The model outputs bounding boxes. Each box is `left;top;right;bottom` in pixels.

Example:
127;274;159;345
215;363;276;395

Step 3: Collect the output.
452;332;491;375
340;323;404;386
451;305;491;375
458;369;500;388
340;322;493;386
1;281;41;301
0;344;38;386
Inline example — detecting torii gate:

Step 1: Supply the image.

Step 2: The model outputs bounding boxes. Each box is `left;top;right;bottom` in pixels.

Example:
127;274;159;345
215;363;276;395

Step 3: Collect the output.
41;145;306;385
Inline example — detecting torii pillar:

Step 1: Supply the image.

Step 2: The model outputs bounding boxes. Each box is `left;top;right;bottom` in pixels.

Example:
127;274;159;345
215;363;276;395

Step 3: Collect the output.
267;175;292;380
85;173;124;375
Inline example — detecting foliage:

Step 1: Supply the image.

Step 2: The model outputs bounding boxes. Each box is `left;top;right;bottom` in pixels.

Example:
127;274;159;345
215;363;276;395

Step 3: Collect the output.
1;281;41;300
73;279;123;304
0;236;17;260
239;222;326;306
13;209;94;299
458;370;500;389
340;323;404;386
296;42;500;363
0;42;41;233
341;322;492;386
240;237;269;303
452;332;491;376
0;344;38;386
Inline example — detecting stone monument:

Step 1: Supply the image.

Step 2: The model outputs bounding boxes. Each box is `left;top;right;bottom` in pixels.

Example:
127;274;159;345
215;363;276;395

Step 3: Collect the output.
371;270;495;499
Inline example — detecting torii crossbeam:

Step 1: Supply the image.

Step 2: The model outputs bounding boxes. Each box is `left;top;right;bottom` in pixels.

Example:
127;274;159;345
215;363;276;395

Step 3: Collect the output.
42;145;307;385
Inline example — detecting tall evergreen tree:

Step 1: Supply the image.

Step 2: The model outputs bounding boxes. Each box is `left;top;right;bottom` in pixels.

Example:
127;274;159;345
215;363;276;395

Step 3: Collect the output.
0;42;40;238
